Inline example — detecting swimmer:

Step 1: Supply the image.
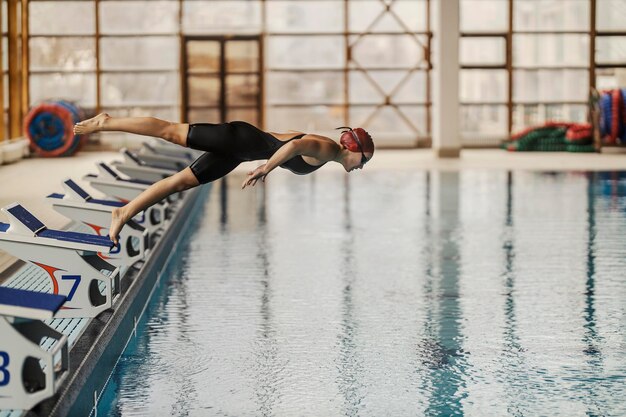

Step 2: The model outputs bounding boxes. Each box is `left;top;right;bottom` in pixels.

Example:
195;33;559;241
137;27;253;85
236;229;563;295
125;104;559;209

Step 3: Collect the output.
74;114;375;245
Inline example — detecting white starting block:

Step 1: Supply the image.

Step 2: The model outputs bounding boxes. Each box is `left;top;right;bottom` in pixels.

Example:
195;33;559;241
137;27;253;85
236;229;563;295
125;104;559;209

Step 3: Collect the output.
0;287;69;410
46;179;149;270
124;147;188;171
142;141;200;160
83;162;179;209
0;203;120;318
111;150;178;183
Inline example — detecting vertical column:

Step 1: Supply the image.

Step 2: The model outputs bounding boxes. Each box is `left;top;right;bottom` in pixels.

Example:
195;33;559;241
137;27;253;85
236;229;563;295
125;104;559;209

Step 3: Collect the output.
95;0;101;114
7;0;20;138
178;0;184;123
0;0;5;141
344;0;349;127
589;0;596;91
432;0;460;158
260;0;266;128
20;0;27;119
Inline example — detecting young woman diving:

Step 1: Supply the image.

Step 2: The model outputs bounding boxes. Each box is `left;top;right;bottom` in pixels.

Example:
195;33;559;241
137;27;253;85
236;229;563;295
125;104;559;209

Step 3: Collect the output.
73;114;375;245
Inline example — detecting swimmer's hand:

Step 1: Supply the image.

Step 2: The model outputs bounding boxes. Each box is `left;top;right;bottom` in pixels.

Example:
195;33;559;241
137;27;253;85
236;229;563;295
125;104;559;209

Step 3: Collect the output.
242;164;268;189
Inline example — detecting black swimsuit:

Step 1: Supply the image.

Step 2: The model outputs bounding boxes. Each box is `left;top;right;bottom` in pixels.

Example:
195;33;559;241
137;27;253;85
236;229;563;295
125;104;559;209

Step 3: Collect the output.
186;121;326;184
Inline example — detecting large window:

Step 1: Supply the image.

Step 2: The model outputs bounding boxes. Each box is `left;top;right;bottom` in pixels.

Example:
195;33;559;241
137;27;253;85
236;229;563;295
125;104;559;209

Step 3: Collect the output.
460;0;510;145
99;0;179;145
264;0;429;146
511;0;590;132
12;0;626;147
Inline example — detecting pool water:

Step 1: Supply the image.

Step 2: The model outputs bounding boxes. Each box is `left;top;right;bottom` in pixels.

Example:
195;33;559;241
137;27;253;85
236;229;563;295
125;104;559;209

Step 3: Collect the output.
97;170;626;416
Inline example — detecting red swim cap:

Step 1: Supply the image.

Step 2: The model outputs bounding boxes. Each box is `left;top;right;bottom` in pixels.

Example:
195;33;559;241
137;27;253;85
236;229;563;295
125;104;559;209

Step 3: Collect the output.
338;127;375;155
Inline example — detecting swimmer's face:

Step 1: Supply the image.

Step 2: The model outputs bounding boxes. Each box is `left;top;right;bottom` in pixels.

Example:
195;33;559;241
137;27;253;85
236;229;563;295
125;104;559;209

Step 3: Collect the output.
345;151;373;172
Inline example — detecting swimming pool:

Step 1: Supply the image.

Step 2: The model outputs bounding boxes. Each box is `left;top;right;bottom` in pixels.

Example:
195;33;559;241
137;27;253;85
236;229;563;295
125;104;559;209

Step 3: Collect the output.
96;169;626;416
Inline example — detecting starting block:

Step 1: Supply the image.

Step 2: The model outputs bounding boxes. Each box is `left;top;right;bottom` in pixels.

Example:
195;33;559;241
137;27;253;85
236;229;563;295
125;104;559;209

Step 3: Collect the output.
83;162;179;209
0;287;69;410
0;203;120;318
46;179;149;270
142;141;199;160
112;149;178;183
123;147;187;171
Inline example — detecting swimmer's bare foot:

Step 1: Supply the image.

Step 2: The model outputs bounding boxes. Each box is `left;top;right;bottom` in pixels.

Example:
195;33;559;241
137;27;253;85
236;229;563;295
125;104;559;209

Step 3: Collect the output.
109;207;129;246
74;112;110;135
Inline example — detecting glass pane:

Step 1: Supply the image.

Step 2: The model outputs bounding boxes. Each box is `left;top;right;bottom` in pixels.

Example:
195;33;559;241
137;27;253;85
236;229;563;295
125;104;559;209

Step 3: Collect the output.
597;0;626;31
100;1;178;35
461;70;508;103
2;38;6;72
513;69;588;103
512;104;587;131
226;108;258;125
267;36;344;69
398;105;428;136
393;0;428;32
30;73;97;107
187;108;220;124
188;76;220;107
461;105;508;140
350;70;427;104
461;37;506;66
226;74;259;107
266;106;343;133
350;105;418;137
29;37;96;71
595;68;626;90
461;0;508;32
2;1;6;34
267;1;343;33
596;37;626;65
349;0;427;33
266;71;343;105
226;41;259;73
187;41;221;74
3;111;8;141
349;1;384;33
4;74;8;110
101;37;178;71
350;71;382;104
101;73;178;106
351;35;427;68
514;35;589;67
514;0;589;31
183;1;261;35
30;2;95;35
394;71;428;104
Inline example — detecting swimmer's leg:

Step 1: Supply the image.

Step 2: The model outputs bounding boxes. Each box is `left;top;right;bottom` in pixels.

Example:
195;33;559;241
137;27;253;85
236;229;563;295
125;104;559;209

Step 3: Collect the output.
109;153;241;244
74;113;190;147
109;167;199;244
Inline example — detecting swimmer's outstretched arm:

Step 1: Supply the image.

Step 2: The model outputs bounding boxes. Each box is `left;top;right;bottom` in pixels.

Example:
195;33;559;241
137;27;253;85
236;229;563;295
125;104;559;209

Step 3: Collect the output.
241;138;338;189
108;167;199;244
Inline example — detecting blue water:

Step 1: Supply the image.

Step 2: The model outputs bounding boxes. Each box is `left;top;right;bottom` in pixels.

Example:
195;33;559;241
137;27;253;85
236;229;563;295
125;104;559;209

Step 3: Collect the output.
98;170;626;416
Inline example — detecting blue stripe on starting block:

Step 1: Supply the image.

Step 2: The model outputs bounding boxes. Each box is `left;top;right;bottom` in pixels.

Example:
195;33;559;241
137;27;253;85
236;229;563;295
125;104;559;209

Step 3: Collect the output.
65;179;92;201
7;205;46;233
0;223;8;233
47;193;64;199
90;198;125;207
38;229;114;248
0;287;66;314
